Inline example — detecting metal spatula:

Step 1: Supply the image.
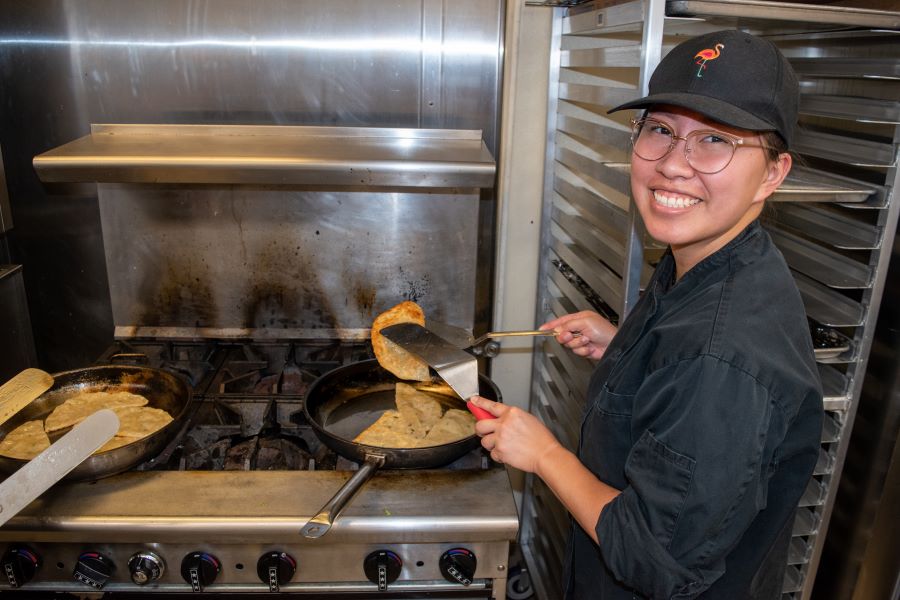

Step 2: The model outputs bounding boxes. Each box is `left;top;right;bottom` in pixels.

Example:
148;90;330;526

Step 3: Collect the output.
379;323;495;420
0;409;119;528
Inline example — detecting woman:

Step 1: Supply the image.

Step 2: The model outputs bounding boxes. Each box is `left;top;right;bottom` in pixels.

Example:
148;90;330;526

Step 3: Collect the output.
470;30;823;599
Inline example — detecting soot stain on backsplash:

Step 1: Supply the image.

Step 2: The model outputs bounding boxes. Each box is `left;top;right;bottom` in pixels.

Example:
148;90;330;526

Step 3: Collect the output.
147;261;217;327
353;286;378;317
398;266;431;303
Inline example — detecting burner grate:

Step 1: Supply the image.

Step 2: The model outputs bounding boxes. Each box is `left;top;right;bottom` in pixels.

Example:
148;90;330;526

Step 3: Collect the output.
99;339;222;388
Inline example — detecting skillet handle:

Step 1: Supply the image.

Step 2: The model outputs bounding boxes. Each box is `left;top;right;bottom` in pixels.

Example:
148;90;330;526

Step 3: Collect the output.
300;454;385;539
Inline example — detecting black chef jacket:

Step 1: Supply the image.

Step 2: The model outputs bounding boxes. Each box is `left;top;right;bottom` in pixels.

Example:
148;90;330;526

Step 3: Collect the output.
563;220;823;599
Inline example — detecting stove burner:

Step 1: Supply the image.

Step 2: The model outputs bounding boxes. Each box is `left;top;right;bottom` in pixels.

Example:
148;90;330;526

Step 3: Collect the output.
177;430;314;471
211;343;354;396
218;362;280;394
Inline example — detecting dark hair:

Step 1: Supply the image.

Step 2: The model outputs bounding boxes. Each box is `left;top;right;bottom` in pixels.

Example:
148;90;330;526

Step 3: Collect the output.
759;130;794;220
762;131;789;163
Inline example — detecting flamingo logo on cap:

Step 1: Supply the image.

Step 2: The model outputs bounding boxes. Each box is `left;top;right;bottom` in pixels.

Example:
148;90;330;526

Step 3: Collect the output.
694;43;724;78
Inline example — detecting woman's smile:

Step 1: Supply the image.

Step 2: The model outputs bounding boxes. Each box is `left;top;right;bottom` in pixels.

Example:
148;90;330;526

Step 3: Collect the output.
652;189;702;209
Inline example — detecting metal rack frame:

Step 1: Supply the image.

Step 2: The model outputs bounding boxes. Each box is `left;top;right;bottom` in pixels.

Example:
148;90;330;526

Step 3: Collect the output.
519;2;900;599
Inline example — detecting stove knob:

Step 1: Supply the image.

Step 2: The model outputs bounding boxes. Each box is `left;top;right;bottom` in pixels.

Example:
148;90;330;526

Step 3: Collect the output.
180;551;220;592
73;551;115;589
439;548;477;586
128;551;165;585
363;550;402;591
256;551;296;592
1;545;41;588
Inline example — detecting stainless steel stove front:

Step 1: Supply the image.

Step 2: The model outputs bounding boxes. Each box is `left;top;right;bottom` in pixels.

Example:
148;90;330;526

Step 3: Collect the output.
0;341;518;596
0;444;518;597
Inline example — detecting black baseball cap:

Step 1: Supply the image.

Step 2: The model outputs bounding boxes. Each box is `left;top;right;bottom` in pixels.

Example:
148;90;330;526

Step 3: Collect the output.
609;29;799;147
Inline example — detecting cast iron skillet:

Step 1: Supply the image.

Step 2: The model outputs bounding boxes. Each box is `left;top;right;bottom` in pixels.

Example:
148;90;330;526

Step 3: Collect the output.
300;358;501;538
0;365;192;481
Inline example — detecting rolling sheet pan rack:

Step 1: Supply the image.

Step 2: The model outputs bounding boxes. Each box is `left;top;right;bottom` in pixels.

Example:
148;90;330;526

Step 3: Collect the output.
520;2;900;599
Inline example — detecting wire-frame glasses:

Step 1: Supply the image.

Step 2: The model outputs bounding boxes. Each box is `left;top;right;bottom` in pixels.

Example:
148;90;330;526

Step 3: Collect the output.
629;117;777;174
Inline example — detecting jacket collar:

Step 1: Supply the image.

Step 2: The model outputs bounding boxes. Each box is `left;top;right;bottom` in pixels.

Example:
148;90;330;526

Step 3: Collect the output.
652;219;764;298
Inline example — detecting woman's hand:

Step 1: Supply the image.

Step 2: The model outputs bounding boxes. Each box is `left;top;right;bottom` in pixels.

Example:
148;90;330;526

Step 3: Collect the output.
470;398;622;545
542;310;617;360
469;397;562;474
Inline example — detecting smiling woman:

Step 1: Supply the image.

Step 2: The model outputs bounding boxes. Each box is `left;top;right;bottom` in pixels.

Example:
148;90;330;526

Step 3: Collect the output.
470;29;824;600
628;106;793;279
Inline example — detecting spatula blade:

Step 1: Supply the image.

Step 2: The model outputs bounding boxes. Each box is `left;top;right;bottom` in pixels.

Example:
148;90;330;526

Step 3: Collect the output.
0;409;119;528
379;323;480;401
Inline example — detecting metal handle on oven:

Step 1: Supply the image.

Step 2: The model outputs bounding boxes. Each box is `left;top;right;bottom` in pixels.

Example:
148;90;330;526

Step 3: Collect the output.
300;454;385;539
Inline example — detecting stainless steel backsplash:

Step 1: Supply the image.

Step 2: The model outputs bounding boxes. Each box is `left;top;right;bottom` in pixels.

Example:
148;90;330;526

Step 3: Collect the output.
1;0;504;363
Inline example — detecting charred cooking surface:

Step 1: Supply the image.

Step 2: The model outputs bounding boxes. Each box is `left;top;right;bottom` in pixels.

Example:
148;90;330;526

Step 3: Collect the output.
175;411;316;471
210;344;328;396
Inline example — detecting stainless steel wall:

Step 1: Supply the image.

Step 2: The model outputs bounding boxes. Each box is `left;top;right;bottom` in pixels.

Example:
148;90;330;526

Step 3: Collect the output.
0;0;504;367
98;184;482;340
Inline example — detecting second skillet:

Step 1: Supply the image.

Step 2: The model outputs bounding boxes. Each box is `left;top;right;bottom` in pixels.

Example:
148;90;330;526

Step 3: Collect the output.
300;359;501;537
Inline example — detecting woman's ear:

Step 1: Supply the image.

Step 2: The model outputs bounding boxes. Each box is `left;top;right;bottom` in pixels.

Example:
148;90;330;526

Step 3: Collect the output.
755;152;792;203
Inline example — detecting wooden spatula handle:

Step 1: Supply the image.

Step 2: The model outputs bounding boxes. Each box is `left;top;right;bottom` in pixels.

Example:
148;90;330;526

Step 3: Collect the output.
0;368;54;427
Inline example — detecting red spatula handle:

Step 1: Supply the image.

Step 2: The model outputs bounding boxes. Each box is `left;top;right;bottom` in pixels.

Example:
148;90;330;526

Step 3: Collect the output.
466;400;496;421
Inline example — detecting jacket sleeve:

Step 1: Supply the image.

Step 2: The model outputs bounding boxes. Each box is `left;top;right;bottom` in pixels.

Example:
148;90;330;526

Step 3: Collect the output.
595;354;789;599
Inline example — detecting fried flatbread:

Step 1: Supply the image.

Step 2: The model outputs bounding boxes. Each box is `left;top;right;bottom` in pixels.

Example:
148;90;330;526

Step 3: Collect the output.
423;409;476;445
371;301;430;381
353;382;475;448
353;409;420;448
395;382;443;439
95;435;135;453
113;406;173;439
0;420;51;460
412;382;456;398
73;406;172;454
45;390;149;433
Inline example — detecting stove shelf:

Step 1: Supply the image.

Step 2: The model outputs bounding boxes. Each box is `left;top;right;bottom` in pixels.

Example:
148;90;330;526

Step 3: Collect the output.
33;124;496;188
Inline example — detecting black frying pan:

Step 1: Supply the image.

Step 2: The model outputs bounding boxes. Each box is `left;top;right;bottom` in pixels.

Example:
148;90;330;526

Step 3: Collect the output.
300;359;501;538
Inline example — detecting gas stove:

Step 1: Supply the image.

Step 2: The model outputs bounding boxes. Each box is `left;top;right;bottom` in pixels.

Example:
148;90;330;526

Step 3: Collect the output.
0;340;518;598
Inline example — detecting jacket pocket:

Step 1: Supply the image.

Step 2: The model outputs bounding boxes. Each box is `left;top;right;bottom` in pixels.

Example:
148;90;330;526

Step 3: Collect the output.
593;385;634;418
581;385;634;480
625;430;696;549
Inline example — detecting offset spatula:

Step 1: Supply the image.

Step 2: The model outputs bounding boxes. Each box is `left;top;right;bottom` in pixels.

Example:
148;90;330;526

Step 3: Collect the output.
379;323;495;420
0;409;119;528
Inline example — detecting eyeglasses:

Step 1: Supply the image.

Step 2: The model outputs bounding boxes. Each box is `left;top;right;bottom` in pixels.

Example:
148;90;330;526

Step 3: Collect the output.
629;117;776;174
